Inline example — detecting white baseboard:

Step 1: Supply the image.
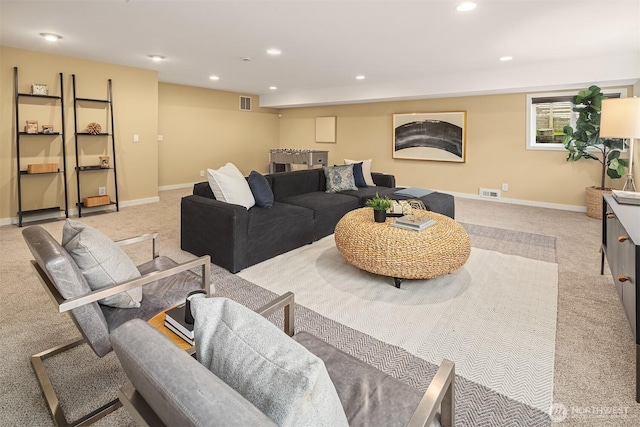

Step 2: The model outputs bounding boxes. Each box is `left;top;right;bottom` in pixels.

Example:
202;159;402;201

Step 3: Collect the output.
444;190;586;212
0;196;161;227
158;182;196;191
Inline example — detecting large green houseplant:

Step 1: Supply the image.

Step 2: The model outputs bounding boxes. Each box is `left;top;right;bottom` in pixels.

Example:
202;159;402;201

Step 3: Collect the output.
562;85;628;218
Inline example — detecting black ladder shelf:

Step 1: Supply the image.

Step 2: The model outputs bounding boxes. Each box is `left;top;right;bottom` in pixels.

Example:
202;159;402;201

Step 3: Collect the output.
13;67;69;227
72;75;119;217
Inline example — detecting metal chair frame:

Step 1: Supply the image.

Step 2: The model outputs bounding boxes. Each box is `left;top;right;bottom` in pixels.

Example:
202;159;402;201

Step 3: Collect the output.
29;232;211;427
118;292;455;427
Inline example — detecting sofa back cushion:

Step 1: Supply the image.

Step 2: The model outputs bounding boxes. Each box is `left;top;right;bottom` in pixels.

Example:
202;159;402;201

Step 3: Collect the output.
270;169;323;201
193;181;215;198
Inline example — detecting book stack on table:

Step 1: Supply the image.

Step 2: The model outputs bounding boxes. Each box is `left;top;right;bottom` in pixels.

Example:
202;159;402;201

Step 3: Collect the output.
612;190;640;206
164;303;194;345
391;215;436;232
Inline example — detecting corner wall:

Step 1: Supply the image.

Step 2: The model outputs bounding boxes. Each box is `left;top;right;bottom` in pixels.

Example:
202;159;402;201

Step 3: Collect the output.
157;83;279;187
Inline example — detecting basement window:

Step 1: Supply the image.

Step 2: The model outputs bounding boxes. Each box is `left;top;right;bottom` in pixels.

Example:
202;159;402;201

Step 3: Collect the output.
526;88;626;150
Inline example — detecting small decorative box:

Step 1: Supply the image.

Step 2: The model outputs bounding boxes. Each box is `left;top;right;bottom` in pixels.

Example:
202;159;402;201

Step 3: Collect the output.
31;84;48;95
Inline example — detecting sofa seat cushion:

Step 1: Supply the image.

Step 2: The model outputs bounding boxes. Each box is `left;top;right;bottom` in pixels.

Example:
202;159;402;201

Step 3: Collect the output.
101;256;203;331
247;202;314;267
339;186;399;206
294;332;440;427
281;192;360;240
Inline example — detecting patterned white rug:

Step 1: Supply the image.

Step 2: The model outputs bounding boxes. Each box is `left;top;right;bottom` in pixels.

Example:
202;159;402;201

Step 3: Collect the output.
238;233;558;413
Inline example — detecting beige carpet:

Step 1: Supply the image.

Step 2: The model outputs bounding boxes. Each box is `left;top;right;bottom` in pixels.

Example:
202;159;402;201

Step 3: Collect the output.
0;189;638;426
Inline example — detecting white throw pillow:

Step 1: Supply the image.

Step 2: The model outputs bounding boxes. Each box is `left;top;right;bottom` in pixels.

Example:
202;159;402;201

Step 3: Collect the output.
207;163;255;209
62;219;142;308
344;158;374;186
192;297;349;427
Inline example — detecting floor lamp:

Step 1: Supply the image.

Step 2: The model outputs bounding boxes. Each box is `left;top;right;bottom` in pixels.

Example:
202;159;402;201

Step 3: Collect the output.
600;97;640;192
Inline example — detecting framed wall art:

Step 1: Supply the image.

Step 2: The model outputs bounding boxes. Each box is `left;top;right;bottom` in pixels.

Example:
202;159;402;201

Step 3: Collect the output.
315;116;336;143
392;111;466;162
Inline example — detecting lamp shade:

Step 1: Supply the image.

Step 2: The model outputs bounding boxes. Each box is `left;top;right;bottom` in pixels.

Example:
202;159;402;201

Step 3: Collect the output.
600;97;640;138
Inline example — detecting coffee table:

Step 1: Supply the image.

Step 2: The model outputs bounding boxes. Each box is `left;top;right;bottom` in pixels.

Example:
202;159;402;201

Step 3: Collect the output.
334;208;471;287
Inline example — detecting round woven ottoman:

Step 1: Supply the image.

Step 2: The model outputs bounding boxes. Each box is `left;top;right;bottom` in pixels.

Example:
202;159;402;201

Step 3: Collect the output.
334;207;471;287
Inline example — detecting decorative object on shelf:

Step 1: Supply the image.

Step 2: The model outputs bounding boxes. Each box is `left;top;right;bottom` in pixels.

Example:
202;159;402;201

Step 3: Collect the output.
31;84;48;95
365;193;393;223
562;85;628;219
600;97;640;192
99;156;110;168
41;125;54;134
86;122;102;134
25;120;38;134
83;195;111;207
393;112;467;162
27;163;58;174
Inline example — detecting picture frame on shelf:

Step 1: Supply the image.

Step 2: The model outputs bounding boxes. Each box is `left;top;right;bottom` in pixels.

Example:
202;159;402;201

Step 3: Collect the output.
392;111;466;162
31;84;48;95
25;120;38;134
42;125;54;134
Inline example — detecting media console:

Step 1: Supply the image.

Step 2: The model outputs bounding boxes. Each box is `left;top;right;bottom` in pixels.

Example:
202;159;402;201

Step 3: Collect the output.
601;194;640;401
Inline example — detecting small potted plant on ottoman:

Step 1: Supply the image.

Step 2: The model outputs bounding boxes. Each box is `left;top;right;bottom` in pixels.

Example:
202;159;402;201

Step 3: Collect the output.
366;193;393;223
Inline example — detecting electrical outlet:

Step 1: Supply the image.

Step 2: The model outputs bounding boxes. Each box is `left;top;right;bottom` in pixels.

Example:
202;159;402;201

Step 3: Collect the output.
98;186;106;196
200;170;205;177
502;183;509;191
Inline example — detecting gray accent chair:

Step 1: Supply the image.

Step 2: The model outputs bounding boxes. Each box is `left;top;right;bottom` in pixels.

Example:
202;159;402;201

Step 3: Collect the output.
111;292;455;427
22;225;211;427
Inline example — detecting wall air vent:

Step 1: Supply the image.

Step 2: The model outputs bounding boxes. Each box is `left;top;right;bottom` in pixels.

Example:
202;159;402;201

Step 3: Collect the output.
239;96;251;111
479;188;501;198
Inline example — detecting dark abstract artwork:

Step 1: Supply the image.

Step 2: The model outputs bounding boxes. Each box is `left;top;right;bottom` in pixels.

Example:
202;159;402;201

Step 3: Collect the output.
393;112;466;162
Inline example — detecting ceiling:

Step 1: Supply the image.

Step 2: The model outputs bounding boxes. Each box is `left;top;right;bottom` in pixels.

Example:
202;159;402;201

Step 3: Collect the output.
1;0;639;108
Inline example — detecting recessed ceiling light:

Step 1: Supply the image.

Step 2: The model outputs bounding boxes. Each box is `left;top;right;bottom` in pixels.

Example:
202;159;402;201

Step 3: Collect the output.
209;75;220;81
266;48;281;55
40;33;62;42
500;56;513;61
356;75;365;80
148;55;165;62
269;86;278;90
456;2;477;12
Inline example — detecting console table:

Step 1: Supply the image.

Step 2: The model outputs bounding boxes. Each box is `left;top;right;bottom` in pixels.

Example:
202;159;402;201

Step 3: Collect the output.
601;195;640;401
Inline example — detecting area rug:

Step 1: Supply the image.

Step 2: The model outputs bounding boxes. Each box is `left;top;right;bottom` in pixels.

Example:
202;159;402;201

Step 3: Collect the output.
236;223;558;416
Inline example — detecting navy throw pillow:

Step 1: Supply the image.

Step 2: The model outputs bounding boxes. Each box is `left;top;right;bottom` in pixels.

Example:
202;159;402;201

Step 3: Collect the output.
248;171;274;208
352;162;368;188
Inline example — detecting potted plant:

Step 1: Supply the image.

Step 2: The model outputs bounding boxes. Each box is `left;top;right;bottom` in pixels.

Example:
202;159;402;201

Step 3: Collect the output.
562;85;628;219
366;193;393;223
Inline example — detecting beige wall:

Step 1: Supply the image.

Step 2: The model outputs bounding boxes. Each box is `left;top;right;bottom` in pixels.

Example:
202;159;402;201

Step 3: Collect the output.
278;90;633;208
0;46;158;221
158;83;279;186
1;46;636;223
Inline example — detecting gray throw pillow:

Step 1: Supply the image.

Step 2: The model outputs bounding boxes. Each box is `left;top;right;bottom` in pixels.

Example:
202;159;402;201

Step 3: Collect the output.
62;219;142;308
192;297;349;427
323;164;358;193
